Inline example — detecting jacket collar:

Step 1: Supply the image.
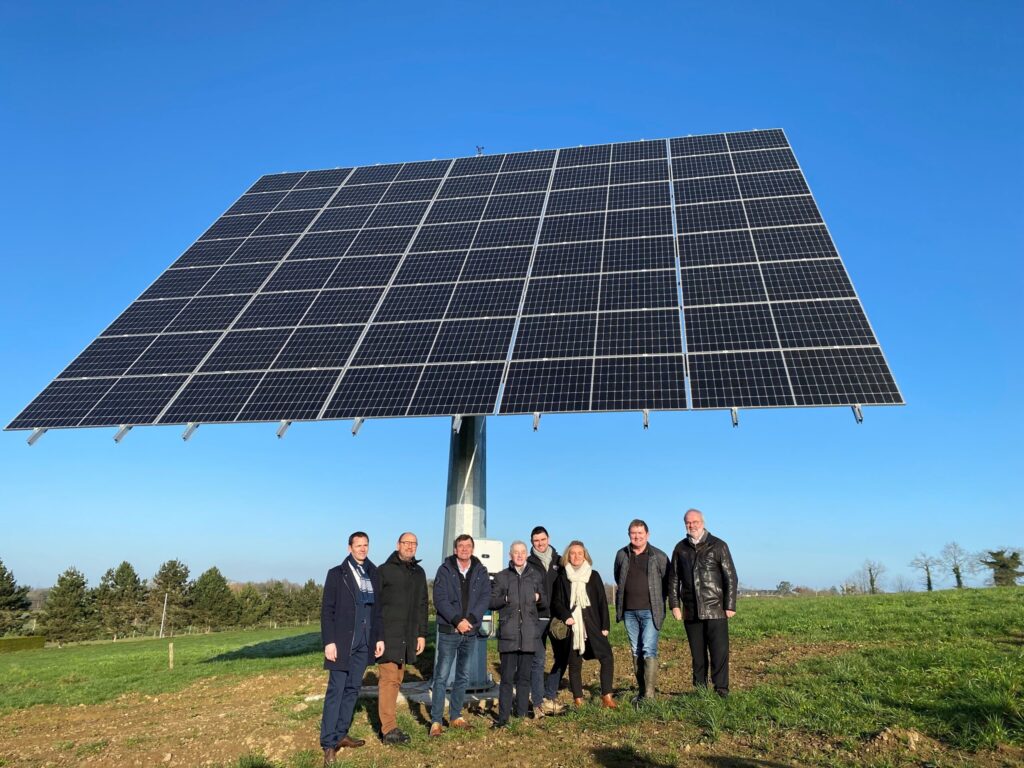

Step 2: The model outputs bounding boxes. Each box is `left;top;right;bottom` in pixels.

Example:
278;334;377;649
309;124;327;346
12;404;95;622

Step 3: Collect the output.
385;550;421;568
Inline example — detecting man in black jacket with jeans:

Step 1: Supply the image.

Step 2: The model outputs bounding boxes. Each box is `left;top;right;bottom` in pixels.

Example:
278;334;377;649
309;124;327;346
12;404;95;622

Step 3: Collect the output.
670;509;738;698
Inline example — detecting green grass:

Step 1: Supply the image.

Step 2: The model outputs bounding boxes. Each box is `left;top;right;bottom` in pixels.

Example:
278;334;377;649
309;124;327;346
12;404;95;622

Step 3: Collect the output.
0;626;322;711
1;587;1021;761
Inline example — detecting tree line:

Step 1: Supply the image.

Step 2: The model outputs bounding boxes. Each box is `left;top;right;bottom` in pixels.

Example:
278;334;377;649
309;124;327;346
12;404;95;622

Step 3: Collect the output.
0;558;322;644
776;543;1022;596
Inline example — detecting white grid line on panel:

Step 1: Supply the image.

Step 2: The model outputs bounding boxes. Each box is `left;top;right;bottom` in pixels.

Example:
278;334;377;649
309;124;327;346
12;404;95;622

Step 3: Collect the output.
777;129;904;404
665;137;692;408
587;147;616;410
401;164;508;412
147;168;358;425
493;149;562;414
69;171;320;427
315;160;459;420
724;134;797;406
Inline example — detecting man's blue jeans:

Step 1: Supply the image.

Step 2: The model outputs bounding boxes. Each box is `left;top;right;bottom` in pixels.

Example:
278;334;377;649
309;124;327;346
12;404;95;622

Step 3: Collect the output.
430;631;474;724
320;640;368;749
623;609;660;659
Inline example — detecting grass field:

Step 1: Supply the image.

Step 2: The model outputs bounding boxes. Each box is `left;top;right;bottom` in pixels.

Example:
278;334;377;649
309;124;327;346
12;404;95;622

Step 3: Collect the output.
1;588;1021;767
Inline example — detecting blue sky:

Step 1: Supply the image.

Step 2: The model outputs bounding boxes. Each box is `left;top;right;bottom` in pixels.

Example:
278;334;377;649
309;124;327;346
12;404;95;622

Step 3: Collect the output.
2;1;1021;592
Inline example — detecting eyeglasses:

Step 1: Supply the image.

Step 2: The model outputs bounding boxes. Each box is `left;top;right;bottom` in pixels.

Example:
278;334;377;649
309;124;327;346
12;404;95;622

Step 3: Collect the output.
399;540;418;546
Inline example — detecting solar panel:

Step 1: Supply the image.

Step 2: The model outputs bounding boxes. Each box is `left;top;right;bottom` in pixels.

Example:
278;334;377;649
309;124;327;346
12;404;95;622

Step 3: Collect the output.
7;129;903;431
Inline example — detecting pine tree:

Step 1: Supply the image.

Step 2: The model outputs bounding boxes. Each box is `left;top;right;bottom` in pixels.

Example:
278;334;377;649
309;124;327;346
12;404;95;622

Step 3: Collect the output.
0;558;32;636
237;584;269;627
265;581;291;626
297;579;323;624
41;567;96;643
191;567;239;631
980;550;1024;587
95;562;147;639
149;560;192;635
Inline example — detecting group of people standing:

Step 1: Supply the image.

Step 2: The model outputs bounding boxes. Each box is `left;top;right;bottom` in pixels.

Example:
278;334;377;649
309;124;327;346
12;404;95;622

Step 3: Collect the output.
317;509;737;765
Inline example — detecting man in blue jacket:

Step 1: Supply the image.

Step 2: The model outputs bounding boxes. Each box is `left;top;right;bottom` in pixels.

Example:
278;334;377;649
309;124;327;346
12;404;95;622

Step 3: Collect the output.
429;533;490;736
320;531;385;765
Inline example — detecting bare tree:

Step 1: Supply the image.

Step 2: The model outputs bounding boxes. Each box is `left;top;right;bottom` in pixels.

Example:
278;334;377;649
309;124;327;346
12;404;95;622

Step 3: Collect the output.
890;574;915;593
862;560;887;594
909;553;941;592
940;542;974;589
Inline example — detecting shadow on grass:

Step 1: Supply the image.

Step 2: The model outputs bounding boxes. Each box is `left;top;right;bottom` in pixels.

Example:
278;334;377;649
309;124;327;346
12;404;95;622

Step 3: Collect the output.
700;759;801;767
203;632;321;662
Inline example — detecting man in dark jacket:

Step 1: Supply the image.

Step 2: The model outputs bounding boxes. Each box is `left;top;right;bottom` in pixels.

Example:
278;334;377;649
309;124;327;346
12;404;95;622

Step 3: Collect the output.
526;525;565;715
490;540;546;727
376;532;428;745
320;531;385;764
429;534;491;736
670;509;738;698
613;519;676;702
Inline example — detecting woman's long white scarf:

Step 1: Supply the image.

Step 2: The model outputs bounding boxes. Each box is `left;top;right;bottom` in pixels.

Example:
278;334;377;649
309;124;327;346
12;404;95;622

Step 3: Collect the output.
566;561;592;654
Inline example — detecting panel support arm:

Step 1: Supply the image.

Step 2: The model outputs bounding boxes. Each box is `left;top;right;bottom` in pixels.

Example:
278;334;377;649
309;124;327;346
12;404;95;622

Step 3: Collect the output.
532;412;541;432
113;425;132;443
731;408;739;428
27;428;47;446
352;417;365;436
851;405;863;424
276;420;291;439
181;423;199;441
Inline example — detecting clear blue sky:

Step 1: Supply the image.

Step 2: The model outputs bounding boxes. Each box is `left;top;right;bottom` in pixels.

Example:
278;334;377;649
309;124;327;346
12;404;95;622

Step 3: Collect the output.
2;2;1021;592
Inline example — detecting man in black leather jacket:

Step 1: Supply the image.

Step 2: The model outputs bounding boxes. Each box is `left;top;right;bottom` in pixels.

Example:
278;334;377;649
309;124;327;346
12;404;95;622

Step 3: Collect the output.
670;508;738;697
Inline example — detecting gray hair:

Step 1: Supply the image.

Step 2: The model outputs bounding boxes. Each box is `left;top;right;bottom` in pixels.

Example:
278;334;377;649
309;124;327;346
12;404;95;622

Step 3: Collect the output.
685;508;705;522
509;540;528;554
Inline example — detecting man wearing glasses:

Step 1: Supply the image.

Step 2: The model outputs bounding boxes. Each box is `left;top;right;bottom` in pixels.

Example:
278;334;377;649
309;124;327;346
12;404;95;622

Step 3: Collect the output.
376;533;428;744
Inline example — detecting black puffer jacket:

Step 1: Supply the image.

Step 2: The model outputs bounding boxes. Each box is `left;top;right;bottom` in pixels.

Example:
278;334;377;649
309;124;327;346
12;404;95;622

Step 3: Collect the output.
377;550;428;664
670;532;738;620
490;563;547;653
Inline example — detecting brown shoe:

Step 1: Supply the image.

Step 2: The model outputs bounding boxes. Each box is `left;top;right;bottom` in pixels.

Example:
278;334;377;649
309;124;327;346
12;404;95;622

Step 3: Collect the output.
450;717;472;730
428;722;443;737
573;697;584;708
323;747;337;766
601;693;617;709
337;736;365;748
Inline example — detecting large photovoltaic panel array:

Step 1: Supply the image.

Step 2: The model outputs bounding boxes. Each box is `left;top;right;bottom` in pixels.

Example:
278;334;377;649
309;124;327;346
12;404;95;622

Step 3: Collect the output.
8;129;902;431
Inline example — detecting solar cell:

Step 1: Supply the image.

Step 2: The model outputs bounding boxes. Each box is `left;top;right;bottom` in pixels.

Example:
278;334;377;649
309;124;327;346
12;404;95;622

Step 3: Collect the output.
9;129;902;432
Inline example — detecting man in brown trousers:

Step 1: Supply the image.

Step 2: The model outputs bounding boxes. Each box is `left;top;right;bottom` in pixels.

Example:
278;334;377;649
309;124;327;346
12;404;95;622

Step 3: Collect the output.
376;532;428;744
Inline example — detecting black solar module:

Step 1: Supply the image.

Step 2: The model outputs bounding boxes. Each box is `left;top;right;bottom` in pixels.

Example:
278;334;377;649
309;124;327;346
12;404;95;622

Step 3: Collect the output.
8;129;902;431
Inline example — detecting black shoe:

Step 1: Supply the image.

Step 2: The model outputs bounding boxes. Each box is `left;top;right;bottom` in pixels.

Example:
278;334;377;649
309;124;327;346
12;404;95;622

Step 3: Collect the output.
382;728;411;744
715;688;729;699
491;720;509;729
337;735;365;748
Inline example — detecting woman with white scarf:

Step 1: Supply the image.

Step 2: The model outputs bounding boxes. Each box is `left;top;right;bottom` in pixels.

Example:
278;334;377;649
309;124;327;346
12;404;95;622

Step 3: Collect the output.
550;540;616;708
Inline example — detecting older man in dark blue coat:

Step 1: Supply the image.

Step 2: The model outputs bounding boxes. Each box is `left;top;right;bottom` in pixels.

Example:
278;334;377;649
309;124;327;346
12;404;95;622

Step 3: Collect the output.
320;531;384;765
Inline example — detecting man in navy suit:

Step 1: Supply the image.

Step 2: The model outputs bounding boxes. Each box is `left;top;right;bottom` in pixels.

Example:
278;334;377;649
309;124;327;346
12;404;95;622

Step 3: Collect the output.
320;531;384;765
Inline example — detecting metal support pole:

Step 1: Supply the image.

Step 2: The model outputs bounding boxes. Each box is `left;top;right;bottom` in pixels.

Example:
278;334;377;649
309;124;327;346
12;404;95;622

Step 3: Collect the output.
442;415;486;561
851;405;864;424
181;423;199;441
27;428;46;446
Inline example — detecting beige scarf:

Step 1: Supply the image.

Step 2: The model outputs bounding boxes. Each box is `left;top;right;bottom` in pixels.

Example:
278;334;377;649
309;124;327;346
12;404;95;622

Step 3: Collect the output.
565;561;592;654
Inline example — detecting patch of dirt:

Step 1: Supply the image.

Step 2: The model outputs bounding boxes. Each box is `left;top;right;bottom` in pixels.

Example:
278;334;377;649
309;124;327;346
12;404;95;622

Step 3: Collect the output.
1;640;1019;768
